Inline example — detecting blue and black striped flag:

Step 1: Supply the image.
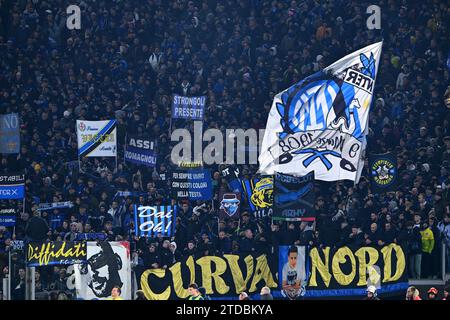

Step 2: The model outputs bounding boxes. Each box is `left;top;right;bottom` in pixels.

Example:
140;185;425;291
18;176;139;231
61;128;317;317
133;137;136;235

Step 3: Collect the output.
134;205;177;237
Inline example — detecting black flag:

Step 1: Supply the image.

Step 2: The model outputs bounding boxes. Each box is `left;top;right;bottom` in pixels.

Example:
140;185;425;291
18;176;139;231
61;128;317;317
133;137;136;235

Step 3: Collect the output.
368;152;397;193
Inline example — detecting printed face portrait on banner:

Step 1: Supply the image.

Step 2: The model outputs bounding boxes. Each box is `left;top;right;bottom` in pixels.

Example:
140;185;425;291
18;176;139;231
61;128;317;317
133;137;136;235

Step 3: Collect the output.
279;245;308;300
76;241;131;300
80;242;123;297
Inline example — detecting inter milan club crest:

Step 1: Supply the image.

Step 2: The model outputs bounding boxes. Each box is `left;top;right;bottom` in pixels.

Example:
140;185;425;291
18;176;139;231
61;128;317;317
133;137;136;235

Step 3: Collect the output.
369;152;397;193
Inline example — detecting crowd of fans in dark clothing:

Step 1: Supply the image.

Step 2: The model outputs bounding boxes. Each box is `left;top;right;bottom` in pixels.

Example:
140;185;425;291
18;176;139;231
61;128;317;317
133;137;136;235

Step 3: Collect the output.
0;0;449;299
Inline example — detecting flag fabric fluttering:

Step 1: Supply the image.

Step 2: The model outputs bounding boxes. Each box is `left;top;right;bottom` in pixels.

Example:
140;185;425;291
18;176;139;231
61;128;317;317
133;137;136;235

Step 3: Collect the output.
259;42;383;182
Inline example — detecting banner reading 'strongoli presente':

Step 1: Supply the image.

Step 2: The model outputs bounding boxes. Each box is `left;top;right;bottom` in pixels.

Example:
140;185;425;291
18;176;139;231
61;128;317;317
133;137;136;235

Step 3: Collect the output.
171;94;206;120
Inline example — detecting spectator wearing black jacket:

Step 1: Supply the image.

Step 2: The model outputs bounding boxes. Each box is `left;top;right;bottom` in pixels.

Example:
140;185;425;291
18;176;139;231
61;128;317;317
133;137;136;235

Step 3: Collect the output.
197;233;216;256
239;228;256;254
143;243;161;269
364;223;383;248
183;241;198;259
281;223;299;245
345;225;365;250
216;231;232;255
159;240;174;269
25;211;49;242
403;221;423;279
169;241;182;264
382;222;398;244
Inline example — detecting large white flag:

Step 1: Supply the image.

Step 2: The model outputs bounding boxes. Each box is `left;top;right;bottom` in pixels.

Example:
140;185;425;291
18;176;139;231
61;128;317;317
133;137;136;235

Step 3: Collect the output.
259;42;382;182
77;120;117;157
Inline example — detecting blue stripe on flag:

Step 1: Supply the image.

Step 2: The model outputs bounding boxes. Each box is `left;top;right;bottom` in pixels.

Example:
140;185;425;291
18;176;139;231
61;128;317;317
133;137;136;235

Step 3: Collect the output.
78;120;116;155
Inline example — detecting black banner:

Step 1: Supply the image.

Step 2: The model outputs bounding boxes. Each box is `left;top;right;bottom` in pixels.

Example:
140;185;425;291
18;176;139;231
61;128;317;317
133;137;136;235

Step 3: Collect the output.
220;165;243;193
273;172;315;221
139;253;277;300
306;244;408;297
369;152;397;193
138;244;408;300
27;241;87;267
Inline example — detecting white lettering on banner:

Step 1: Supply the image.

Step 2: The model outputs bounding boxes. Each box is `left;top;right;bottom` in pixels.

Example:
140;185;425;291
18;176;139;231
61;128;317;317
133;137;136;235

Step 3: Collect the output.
173;96;206;106
0;175;24;182
174;107;203;118
0;189;18;195
129;139;154;150
125;151;157;164
1;114;19;129
282;209;306;217
137;206;173;233
139;220;172;233
138;206;173;218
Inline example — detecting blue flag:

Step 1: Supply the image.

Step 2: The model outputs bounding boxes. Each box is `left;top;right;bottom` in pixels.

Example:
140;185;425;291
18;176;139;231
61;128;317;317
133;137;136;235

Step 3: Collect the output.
134;205;177;237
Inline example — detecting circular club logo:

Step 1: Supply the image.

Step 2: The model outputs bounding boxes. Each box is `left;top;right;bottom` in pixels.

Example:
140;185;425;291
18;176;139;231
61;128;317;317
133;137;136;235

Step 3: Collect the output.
371;159;396;187
78;122;86;131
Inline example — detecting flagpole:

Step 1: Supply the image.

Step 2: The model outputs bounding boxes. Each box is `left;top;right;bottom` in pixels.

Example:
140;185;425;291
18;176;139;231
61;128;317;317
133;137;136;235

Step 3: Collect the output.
8;248;11;300
124;133;127;168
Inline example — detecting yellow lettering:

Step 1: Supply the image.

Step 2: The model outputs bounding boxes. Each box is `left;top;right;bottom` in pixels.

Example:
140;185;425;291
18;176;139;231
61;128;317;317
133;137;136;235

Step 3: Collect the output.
140;269;171;300
170;256;195;298
248;255;277;292
354;247;379;286
381;244;406;282
223;254;254;294
308;247;332;287
332;247;356;286
196;256;229;295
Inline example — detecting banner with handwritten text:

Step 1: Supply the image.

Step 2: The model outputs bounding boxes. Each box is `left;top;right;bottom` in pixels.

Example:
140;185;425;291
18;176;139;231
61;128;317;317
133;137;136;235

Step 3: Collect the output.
27;241;87;267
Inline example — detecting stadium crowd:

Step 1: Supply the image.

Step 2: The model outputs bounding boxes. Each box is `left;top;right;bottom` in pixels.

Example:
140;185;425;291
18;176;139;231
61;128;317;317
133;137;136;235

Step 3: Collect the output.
0;0;449;299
